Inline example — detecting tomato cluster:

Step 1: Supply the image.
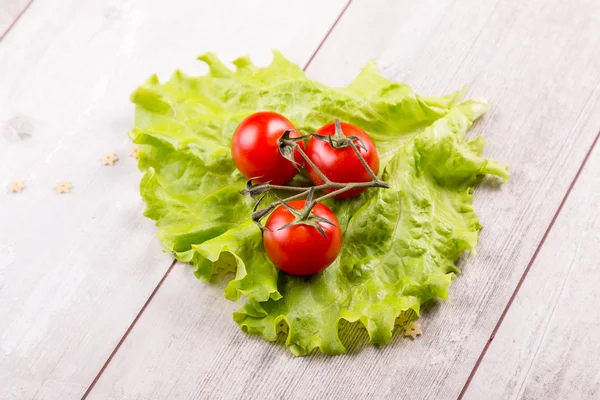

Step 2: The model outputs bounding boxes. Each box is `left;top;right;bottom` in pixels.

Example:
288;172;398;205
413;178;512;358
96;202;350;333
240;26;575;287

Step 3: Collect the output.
231;111;380;276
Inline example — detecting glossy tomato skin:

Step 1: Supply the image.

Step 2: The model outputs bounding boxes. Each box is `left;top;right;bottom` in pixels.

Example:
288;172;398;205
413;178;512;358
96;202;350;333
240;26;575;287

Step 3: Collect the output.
231;111;304;185
263;201;342;276
305;122;379;198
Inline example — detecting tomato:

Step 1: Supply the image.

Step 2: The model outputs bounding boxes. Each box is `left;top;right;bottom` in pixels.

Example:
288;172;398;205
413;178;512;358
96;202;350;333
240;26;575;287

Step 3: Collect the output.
231;111;304;185
305;122;379;198
263;200;342;276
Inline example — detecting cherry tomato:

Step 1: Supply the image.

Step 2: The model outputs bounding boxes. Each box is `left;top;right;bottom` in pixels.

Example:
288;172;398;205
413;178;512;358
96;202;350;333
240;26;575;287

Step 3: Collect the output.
231;111;304;185
263;200;342;276
305;122;380;198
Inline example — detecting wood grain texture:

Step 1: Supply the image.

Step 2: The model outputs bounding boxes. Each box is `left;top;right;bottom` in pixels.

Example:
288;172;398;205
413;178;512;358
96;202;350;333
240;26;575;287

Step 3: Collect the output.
0;0;30;39
465;139;600;399
0;1;347;398
86;0;600;399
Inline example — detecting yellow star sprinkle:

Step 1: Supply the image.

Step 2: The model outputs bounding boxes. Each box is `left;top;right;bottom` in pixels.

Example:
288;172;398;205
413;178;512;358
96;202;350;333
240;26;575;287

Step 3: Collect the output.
55;180;72;194
101;152;119;166
395;313;409;326
404;322;422;339
128;145;141;159
10;179;25;193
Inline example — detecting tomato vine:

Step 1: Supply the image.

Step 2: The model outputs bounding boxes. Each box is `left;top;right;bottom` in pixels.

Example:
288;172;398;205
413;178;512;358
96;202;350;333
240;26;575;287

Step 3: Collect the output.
240;119;390;236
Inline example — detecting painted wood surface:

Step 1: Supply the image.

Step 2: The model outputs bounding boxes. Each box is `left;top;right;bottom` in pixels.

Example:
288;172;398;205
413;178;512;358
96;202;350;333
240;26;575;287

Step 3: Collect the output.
0;0;30;39
465;141;599;399
0;1;347;398
86;0;600;399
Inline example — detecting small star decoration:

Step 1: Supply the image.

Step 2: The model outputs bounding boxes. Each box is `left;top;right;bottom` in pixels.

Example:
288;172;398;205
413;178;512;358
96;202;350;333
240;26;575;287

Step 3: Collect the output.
404;322;422;339
10;179;25;193
55;180;72;194
128;145;141;159
395;313;409;326
101;152;119;166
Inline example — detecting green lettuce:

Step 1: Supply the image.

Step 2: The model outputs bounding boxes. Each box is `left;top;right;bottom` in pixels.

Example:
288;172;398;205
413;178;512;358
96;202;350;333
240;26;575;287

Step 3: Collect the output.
131;51;508;356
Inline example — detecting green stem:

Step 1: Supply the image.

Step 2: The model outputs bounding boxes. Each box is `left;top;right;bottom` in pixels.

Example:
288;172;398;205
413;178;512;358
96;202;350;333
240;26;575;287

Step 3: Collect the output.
267;184;308;192
246;128;390;231
292;141;332;184
348;141;380;182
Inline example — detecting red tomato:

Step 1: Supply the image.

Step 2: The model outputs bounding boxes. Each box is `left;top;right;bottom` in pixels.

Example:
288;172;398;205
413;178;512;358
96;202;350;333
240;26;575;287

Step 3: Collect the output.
305;122;379;198
231;111;304;185
263;200;342;276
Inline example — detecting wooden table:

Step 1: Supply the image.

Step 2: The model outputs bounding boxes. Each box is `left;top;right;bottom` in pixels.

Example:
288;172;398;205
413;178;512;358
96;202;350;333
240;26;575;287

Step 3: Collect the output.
1;1;599;399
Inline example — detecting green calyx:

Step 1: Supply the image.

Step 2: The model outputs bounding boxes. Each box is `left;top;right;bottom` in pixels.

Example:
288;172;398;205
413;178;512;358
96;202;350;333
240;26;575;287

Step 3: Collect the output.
312;118;367;151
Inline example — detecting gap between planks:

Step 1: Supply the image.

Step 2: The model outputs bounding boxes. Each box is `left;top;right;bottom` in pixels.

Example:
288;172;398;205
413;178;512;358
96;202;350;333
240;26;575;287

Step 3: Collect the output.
81;259;178;399
458;128;600;400
80;1;354;397
0;0;34;41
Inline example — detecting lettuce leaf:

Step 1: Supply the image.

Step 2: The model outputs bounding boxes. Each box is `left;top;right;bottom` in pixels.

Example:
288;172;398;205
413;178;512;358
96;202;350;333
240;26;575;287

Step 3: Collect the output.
131;52;508;355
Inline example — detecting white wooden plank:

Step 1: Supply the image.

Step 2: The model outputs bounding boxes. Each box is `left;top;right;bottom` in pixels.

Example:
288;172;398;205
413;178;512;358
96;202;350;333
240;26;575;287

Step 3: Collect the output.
0;1;348;399
0;0;30;39
464;140;600;399
87;0;600;399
